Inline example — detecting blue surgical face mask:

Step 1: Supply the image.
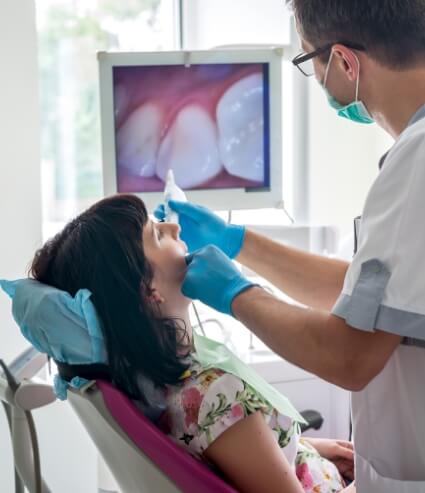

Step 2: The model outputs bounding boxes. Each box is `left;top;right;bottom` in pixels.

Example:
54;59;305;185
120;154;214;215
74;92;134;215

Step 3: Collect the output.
323;51;374;125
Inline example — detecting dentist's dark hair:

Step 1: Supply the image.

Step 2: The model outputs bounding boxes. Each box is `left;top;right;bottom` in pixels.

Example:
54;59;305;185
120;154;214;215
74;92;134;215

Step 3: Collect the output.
29;194;190;402
288;0;425;68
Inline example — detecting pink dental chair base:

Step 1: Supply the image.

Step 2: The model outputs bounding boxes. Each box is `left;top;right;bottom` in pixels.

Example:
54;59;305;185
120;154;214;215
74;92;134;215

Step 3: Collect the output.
68;380;238;493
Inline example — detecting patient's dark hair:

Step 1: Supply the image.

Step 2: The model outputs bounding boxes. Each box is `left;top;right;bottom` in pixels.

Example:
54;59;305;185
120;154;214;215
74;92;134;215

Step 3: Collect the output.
30;194;190;402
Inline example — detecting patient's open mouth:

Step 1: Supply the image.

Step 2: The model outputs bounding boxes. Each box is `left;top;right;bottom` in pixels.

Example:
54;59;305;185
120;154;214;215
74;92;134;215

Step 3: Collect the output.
114;63;266;192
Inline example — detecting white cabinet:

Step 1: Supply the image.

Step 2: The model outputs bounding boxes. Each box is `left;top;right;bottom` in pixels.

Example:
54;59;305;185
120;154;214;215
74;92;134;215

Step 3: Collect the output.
247;355;351;440
274;380;350;439
274;379;333;437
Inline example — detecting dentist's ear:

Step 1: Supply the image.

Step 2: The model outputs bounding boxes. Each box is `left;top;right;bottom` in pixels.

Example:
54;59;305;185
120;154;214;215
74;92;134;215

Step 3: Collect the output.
331;44;360;82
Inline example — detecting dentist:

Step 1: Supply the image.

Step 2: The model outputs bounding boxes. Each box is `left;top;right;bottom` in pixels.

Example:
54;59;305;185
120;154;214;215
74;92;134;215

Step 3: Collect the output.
157;1;425;491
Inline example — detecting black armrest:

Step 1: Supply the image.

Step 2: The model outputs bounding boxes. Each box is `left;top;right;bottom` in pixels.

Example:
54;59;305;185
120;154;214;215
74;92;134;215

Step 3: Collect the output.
299;409;324;433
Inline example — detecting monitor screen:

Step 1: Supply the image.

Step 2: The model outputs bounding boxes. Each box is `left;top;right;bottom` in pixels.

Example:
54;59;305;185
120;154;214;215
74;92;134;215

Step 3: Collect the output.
113;63;270;193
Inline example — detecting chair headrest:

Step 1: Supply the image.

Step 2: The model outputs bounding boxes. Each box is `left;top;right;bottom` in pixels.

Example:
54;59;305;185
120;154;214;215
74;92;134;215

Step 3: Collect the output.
0;278;107;365
0;278;108;399
0;278;169;419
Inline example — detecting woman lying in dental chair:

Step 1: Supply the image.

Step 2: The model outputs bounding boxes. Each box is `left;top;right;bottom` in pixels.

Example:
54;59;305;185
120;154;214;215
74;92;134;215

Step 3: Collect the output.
29;194;355;493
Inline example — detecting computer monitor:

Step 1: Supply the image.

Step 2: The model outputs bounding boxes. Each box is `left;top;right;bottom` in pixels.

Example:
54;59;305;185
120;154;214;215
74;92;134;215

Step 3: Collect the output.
98;49;284;212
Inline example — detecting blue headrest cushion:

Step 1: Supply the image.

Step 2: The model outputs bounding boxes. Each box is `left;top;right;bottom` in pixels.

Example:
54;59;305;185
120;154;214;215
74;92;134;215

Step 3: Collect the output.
0;278;107;366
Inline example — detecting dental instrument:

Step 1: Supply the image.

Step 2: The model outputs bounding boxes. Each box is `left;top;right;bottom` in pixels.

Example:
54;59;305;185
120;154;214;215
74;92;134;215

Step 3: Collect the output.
162;171;207;337
164;169;187;224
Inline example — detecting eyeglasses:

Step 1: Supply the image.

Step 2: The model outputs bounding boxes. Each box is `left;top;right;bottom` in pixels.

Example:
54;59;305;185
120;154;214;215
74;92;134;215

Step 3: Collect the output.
292;42;366;77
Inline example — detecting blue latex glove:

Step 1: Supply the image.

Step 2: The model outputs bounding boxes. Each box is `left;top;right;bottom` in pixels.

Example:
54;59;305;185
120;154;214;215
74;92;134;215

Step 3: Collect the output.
154;201;245;259
182;245;256;316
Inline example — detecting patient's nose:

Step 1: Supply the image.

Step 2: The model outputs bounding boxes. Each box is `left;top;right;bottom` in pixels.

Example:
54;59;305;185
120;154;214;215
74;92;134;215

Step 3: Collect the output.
168;222;181;239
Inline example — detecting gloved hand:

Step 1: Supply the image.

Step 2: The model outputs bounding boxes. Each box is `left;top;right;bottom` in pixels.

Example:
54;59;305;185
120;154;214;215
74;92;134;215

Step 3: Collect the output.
154;201;245;259
182;245;256;316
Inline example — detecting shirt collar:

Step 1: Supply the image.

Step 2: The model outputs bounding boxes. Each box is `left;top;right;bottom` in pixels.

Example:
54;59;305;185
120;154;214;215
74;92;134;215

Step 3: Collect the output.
378;150;390;170
408;104;425;127
379;104;425;170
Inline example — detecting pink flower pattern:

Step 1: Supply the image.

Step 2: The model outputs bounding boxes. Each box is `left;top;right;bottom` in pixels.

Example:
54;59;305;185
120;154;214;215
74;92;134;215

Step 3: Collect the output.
181;387;203;427
160;362;345;492
231;403;244;419
297;463;315;490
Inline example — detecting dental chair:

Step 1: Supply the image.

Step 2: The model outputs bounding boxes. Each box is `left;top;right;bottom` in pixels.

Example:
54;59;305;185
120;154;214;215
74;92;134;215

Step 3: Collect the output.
66;378;238;493
0;346;236;493
0;278;323;493
0;347;55;493
1;356;323;493
64;373;323;493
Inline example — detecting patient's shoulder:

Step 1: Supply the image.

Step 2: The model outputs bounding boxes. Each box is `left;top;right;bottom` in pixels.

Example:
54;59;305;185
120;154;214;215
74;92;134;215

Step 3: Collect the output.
160;363;276;458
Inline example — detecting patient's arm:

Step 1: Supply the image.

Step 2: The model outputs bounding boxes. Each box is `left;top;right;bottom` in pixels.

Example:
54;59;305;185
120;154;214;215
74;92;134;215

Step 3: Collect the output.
203;411;304;493
303;437;354;480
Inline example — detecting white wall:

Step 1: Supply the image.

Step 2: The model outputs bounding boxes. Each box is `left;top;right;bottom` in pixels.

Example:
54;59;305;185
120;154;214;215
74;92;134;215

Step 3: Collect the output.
308;80;393;236
0;2;42;364
182;0;292;48
0;2;97;492
0;1;43;490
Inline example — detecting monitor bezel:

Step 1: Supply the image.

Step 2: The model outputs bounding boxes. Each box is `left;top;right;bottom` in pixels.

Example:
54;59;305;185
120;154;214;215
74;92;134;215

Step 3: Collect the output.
98;49;284;212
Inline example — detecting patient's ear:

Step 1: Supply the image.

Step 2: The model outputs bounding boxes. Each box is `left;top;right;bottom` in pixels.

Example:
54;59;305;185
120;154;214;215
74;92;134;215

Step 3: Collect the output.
140;281;166;305
147;287;165;305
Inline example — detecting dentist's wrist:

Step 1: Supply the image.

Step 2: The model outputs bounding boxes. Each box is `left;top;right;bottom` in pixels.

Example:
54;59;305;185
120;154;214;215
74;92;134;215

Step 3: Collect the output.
225;224;246;259
230;284;263;318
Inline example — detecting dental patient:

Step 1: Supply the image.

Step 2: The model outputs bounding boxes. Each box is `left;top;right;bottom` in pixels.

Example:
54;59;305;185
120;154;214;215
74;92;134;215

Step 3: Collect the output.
30;194;355;493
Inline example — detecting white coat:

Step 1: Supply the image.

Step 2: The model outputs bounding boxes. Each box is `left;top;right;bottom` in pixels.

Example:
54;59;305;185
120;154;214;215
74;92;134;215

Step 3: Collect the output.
332;105;425;492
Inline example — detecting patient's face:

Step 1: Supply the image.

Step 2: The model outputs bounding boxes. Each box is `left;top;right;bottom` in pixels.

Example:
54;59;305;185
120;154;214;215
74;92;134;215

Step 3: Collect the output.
142;219;190;309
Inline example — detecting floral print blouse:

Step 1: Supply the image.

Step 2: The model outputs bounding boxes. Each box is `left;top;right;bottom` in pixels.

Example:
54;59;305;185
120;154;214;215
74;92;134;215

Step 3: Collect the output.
158;357;345;493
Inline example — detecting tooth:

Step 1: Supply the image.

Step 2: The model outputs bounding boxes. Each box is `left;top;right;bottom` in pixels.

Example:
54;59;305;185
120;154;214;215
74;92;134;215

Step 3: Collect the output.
114;84;129;121
156;105;222;188
216;73;265;182
116;103;163;177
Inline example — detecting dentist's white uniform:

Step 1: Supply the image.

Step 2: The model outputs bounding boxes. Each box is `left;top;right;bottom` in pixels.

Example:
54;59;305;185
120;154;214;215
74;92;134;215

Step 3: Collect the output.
332;105;425;492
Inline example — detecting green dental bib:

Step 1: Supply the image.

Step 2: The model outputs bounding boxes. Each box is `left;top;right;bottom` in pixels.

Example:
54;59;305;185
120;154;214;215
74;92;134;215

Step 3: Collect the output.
193;332;306;424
